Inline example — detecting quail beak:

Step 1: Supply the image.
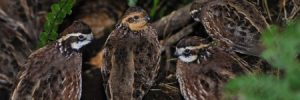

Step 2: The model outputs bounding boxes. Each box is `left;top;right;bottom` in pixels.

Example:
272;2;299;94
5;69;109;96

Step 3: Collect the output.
145;16;151;22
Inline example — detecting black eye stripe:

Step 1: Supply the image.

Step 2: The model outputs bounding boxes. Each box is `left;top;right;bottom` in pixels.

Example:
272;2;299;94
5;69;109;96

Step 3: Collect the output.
78;35;84;38
79;38;86;41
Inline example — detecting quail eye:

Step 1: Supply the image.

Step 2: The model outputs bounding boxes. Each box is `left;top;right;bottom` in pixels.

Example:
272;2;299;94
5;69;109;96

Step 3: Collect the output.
184;49;191;54
78;35;85;40
183;49;191;56
134;16;139;19
128;17;134;23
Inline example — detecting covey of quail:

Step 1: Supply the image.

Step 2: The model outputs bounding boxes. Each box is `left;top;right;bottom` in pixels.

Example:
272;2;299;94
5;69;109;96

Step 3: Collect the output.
175;36;251;100
190;0;269;56
11;21;93;100
100;7;160;100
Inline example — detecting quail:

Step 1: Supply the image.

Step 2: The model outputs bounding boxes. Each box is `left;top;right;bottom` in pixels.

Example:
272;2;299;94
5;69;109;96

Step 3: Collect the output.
175;36;251;100
190;0;269;56
100;7;160;100
11;21;93;100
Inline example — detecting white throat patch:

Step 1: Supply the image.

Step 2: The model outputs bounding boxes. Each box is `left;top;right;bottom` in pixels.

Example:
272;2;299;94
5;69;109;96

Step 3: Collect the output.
71;39;91;50
179;55;198;63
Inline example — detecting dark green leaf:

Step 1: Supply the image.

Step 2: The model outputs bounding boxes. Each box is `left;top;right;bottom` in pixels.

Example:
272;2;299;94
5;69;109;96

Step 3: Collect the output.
38;0;75;48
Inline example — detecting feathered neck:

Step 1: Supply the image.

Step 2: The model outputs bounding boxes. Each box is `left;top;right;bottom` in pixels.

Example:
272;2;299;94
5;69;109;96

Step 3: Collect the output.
56;41;78;56
196;48;213;64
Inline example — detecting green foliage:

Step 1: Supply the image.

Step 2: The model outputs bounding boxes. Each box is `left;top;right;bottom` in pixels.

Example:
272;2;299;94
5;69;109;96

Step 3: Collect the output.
225;75;296;100
38;0;75;48
225;20;300;100
128;0;138;7
150;0;160;17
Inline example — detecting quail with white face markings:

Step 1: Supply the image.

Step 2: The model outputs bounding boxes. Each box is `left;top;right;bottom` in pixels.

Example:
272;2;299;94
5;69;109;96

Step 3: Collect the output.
100;7;160;100
175;36;251;100
11;21;93;100
190;0;269;56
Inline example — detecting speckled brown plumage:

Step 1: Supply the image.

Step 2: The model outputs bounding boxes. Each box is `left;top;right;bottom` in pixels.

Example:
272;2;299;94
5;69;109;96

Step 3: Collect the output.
11;21;93;100
190;0;269;56
100;7;160;100
0;1;43;97
175;36;251;100
11;44;82;100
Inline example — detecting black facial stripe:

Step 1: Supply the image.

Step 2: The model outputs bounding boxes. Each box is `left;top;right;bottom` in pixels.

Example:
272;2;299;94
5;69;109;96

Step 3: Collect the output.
183;53;191;57
183;49;191;56
77;36;87;41
78;35;85;40
78;38;87;41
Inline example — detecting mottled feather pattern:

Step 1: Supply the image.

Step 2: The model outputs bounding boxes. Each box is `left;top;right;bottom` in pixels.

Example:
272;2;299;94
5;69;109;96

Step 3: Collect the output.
226;0;268;31
176;39;251;100
11;43;82;100
192;0;268;56
102;25;160;100
0;28;33;94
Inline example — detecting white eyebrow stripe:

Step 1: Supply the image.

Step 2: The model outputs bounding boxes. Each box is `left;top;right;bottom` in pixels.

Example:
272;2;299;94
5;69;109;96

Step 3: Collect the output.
190;10;199;15
57;32;93;42
185;46;198;50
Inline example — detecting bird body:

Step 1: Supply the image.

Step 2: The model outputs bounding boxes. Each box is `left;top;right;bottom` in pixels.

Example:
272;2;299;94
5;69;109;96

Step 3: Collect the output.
190;0;268;56
101;7;160;100
175;36;251;100
11;21;93;100
12;43;82;100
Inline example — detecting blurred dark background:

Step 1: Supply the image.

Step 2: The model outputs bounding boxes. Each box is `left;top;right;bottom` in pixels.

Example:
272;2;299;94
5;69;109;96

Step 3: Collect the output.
0;0;298;100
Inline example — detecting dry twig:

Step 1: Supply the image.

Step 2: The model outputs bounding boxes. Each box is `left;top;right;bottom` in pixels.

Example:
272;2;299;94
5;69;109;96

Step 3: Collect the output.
153;3;192;37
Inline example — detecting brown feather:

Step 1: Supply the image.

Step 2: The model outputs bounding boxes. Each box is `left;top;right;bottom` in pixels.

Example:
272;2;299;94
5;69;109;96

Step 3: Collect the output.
11;43;82;100
190;0;268;56
101;7;160;100
11;21;92;100
176;36;251;100
102;26;160;100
